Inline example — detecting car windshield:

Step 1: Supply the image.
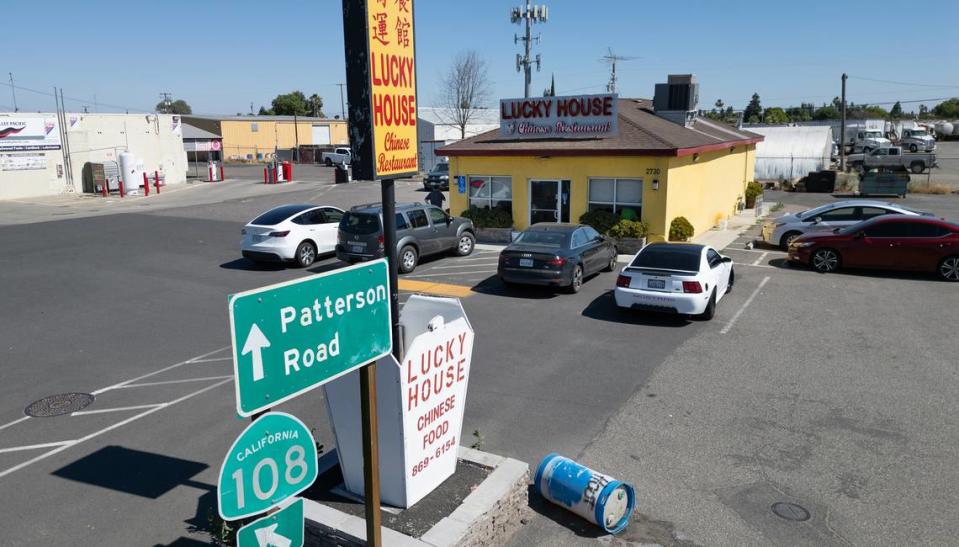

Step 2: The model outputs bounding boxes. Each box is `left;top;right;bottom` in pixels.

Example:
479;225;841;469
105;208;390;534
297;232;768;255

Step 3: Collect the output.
251;204;314;225
513;230;568;248
630;245;701;272
339;212;380;235
431;163;448;173
864;131;882;138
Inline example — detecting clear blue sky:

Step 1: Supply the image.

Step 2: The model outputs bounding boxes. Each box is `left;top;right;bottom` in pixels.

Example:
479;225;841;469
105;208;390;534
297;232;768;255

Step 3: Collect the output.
2;0;958;116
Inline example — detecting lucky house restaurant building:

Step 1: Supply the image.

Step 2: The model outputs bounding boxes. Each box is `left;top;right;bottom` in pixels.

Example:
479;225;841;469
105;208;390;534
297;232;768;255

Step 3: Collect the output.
438;75;763;241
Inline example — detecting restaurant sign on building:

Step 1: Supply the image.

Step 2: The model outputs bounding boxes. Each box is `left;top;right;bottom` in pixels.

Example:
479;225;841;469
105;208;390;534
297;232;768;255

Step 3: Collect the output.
499;93;618;140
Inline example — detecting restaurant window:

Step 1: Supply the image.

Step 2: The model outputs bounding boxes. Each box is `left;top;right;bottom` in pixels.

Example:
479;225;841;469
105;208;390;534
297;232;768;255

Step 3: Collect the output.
588;178;642;219
468;176;512;211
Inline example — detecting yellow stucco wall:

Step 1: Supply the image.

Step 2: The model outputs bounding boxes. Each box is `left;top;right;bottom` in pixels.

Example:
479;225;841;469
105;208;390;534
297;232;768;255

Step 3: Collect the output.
663;144;756;239
448;145;755;240
218;120;348;161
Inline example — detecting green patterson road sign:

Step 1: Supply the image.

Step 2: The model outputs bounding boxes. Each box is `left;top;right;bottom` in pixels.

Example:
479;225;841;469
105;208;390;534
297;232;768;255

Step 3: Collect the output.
237;498;304;547
229;259;392;417
218;413;318;520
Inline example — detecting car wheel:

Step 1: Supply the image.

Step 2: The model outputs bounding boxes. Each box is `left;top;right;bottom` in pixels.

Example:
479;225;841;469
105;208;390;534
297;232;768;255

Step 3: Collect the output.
910;162;924;174
295;241;317;268
698;290;717;320
938;256;959;282
325;158;333;166
909;144;918;153
567;264;584;294
811;248;840;273
780;231;802;251
399;245;418;273
454;232;475;256
603;251;617;272
726;267;735;294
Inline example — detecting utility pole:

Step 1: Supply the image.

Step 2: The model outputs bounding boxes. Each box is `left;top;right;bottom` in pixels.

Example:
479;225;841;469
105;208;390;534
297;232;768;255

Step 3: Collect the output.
602;48;638;94
159;92;173;113
511;1;548;98
250;101;255;116
840;73;847;172
8;73;18;112
336;83;346;119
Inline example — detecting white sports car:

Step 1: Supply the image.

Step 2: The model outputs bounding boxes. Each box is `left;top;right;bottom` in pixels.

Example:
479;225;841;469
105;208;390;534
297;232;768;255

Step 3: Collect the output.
614;243;734;320
241;204;344;267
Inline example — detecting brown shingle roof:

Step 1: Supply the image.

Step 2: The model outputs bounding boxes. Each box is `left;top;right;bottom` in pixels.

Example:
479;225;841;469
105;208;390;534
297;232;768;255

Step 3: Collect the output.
437;98;763;158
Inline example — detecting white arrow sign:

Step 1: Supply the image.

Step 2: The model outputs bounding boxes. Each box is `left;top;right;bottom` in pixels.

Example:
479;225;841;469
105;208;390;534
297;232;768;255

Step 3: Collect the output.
241;323;271;382
254;523;291;547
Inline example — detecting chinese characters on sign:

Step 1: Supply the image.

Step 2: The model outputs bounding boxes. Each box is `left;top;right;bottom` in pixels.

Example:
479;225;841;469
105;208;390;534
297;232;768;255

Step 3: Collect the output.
499;93;619;140
366;0;418;178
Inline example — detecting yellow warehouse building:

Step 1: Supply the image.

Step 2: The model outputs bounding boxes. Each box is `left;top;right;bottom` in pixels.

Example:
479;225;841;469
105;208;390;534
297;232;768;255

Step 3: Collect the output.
183;115;348;162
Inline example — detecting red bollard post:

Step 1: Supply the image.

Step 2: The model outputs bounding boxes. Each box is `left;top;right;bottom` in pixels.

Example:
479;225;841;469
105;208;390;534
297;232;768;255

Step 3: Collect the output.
208;163;214;182
143;172;150;196
263;167;268;184
273;165;279;184
154;171;160;194
119;178;125;198
101;178;108;197
219;163;224;182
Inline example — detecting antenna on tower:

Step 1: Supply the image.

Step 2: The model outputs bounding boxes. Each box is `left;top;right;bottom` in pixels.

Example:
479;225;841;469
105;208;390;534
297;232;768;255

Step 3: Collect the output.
601;48;638;94
510;1;549;98
159;92;173;113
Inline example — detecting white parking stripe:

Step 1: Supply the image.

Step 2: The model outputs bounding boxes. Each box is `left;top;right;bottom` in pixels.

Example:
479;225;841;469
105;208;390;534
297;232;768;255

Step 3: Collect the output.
752;252;768;266
71;403;166;417
116;375;233;389
420;261;499;270
0;441;77;454
406;271;491;279
92;345;231;394
188;357;232;364
737;263;776;269
720;276;770;335
0;378;232;480
0;416;30;433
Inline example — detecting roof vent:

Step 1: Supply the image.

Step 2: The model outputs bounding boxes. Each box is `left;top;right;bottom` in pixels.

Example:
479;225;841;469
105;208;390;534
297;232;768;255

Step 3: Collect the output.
653;74;699;127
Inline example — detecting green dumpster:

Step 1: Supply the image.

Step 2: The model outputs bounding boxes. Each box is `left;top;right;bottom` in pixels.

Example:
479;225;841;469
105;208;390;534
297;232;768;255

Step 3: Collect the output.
859;170;910;198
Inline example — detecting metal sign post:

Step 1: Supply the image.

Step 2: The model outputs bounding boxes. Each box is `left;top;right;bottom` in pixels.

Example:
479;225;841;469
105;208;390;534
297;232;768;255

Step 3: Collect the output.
342;0;418;543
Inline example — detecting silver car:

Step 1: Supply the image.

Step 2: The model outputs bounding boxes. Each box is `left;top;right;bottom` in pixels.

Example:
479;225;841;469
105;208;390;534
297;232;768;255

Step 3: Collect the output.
761;200;928;250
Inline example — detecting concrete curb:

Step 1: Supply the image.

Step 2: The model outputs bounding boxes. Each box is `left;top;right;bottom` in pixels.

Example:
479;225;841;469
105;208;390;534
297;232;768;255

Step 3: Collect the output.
303;446;529;547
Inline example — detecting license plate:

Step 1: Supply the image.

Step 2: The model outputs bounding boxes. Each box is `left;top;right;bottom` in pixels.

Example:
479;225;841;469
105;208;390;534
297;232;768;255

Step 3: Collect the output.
648;279;666;289
351;245;365;253
519;258;534;267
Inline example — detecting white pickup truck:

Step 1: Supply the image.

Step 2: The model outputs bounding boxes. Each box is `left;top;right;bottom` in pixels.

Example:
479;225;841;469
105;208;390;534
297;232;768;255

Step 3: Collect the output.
847;146;937;174
321;147;352;166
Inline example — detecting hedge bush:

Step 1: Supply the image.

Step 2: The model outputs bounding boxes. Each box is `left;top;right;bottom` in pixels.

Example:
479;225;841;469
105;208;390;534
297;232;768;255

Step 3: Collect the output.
460;207;513;229
745;181;763;208
669;216;695;241
608;219;649;239
578;210;618;234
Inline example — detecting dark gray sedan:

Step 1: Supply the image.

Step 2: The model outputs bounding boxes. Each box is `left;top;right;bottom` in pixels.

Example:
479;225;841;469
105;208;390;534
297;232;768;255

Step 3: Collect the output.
497;223;618;293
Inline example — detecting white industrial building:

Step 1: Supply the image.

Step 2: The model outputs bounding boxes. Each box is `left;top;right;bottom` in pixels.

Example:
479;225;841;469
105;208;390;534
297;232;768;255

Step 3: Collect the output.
0;112;187;200
416;107;499;173
750;125;833;181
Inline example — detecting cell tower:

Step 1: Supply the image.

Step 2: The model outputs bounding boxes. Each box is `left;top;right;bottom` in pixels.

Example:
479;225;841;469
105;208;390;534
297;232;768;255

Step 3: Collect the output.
601;48;638;94
510;1;549;98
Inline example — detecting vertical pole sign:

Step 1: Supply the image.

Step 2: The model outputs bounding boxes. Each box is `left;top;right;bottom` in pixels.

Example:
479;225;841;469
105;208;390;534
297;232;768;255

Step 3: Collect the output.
342;1;418;545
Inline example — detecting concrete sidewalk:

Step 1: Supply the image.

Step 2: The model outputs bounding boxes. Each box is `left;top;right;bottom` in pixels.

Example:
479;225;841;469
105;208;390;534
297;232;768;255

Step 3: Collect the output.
692;208;766;251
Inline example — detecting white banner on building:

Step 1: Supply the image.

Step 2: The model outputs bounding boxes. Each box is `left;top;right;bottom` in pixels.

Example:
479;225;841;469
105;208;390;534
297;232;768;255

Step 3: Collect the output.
499;93;618;140
0;153;48;171
0;118;61;151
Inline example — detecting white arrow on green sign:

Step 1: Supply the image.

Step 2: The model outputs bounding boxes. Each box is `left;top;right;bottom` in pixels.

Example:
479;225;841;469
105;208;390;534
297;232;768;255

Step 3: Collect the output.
228;259;392;417
237;497;304;547
218;413;318;520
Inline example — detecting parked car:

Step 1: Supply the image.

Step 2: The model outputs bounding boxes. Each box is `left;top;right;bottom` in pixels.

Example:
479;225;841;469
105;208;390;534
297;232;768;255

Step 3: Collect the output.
787;215;959;281
241;204;345;267
322;147;352;166
335;203;475;273
761;200;929;250
497;223;618;293
424;162;450;191
613;243;734;320
846;146;937;174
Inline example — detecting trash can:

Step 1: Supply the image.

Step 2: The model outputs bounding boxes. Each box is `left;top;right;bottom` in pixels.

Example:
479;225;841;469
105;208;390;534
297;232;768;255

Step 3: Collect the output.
534;453;636;534
334;163;351;184
282;161;293;181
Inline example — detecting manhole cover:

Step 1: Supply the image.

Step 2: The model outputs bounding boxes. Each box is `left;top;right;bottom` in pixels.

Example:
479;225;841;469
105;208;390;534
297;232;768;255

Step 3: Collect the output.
771;502;811;522
24;393;95;417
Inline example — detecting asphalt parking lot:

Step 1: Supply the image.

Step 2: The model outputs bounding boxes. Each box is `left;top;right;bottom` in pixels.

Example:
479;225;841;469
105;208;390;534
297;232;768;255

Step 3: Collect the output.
1;175;957;545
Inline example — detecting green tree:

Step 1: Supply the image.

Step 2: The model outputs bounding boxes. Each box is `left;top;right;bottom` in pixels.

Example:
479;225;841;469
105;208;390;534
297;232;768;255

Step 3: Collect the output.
155;98;192;114
743;93;762;123
764;107;789;124
813;104;841;120
270;91;310;116
258;106;274;116
933;98;959;118
890;101;903;118
307;94;325;117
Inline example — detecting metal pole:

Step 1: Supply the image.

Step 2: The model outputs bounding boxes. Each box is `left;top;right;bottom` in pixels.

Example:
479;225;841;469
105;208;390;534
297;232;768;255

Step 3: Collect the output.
294;114;300;162
359;364;382;547
524;0;532;98
337;83;346;120
840;73;847;172
8;73;17;112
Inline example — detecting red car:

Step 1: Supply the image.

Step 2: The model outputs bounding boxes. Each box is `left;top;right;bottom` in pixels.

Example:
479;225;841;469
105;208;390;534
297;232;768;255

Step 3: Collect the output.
788;214;959;281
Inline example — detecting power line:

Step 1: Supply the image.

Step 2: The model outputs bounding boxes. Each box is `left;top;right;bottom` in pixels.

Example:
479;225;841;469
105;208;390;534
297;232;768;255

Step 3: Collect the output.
0;80;151;113
848;75;959;89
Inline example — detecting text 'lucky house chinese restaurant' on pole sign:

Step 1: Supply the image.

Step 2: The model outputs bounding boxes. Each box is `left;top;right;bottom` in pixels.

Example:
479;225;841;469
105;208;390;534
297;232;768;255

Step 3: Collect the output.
500;93;618;140
343;0;418;180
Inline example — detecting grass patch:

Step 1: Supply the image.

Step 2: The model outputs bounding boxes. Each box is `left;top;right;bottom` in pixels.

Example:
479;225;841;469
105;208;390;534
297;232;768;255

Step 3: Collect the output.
908;181;954;195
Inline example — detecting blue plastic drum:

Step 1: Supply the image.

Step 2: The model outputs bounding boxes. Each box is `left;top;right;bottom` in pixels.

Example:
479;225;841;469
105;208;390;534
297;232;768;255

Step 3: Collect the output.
534;453;636;534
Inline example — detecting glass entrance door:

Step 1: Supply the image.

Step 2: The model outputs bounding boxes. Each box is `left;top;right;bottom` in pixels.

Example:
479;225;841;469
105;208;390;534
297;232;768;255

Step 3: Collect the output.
530;180;564;225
